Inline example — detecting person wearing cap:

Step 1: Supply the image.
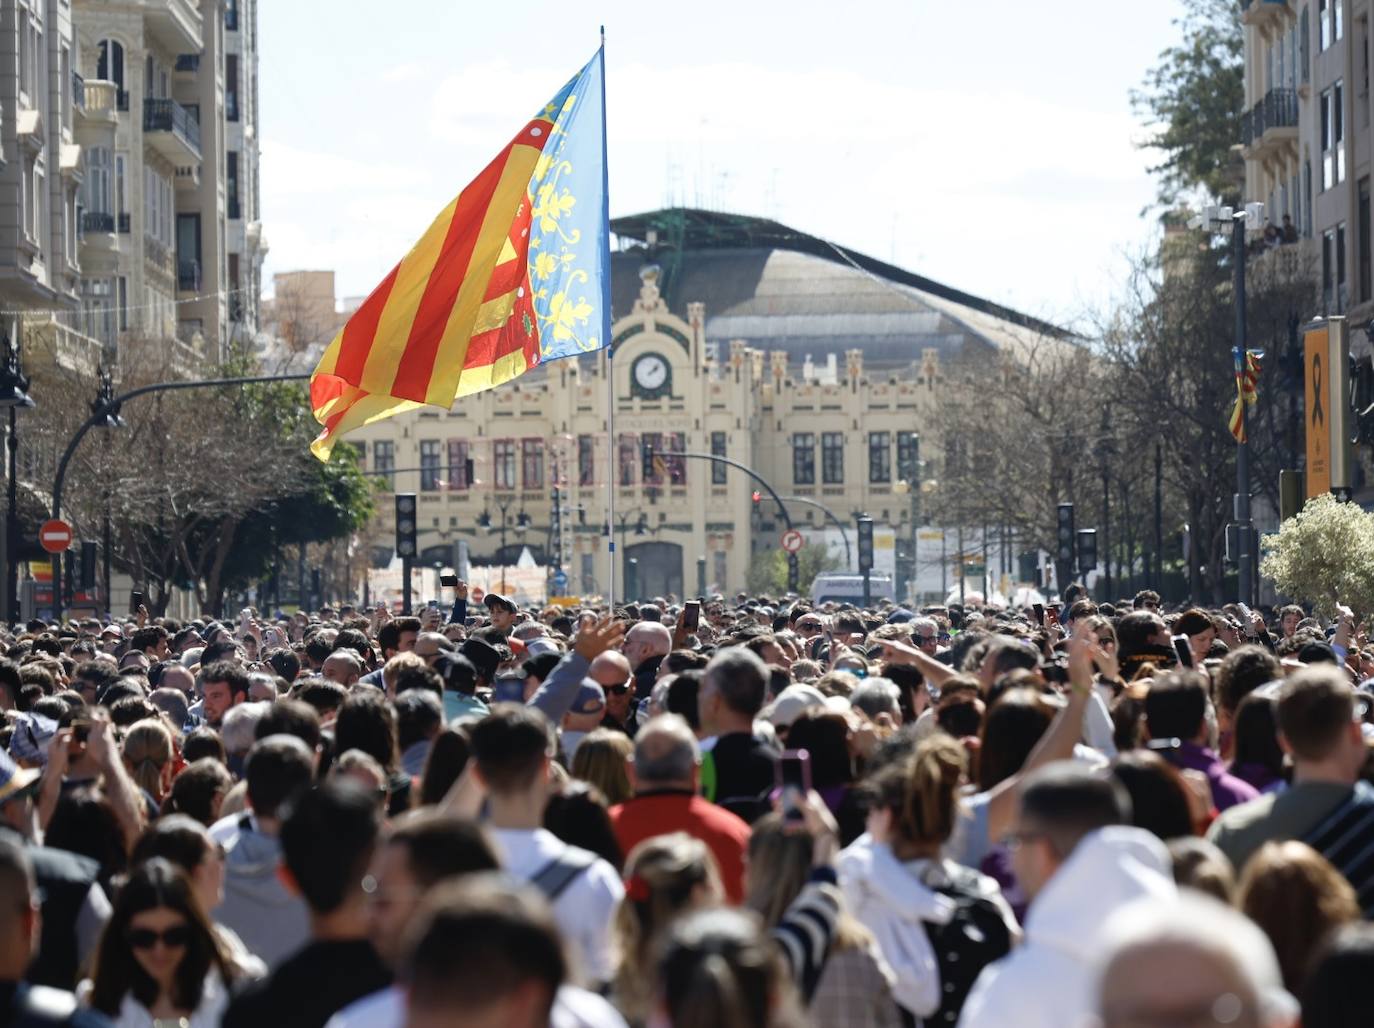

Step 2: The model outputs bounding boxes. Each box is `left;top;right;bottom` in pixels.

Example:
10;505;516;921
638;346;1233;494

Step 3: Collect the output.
1209;665;1374;890
762;685;827;745
558;681;606;760
432;653;488;723
483;593;518;635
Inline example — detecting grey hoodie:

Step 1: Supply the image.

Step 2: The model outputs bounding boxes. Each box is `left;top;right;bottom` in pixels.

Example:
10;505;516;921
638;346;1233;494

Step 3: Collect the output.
214;815;310;969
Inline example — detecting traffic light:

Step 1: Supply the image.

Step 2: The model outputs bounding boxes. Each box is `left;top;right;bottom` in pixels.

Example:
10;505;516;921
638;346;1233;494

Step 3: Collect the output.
395;494;418;560
1077;528;1097;574
856;515;875;573
751;490;762;505
1056;504;1076;564
80;541;97;590
642;440;656;482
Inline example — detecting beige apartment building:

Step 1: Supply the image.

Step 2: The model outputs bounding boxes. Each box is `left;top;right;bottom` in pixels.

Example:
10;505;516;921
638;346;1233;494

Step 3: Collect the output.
1242;0;1374;330
71;0;262;366
342;209;1062;601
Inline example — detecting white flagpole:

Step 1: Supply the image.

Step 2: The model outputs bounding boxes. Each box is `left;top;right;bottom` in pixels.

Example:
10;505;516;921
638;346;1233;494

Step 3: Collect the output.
600;27;615;611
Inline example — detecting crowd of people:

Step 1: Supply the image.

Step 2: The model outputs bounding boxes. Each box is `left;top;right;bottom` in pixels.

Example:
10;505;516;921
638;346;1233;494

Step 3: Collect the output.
0;579;1368;1026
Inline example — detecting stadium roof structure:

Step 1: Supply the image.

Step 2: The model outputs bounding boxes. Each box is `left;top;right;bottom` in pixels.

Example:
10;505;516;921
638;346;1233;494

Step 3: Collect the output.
607;208;1072;370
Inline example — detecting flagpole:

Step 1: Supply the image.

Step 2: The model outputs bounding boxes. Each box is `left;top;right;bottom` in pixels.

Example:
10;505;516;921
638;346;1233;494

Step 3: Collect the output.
600;26;615;612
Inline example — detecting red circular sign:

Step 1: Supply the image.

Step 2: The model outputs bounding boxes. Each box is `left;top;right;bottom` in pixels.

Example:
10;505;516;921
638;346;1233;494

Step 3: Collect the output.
39;519;73;554
781;529;804;554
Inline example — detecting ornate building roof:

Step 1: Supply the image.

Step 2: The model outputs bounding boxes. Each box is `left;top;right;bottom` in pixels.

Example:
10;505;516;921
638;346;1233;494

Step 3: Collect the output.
608;208;1071;371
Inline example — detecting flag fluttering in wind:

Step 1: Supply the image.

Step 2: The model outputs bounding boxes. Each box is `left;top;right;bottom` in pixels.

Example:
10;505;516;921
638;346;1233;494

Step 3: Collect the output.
309;50;610;460
1228;347;1263;443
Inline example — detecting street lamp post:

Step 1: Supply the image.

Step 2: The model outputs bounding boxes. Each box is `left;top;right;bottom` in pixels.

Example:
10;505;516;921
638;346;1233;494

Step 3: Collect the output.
0;325;33;625
1190;201;1263;605
1094;411;1117;601
50;372;311;622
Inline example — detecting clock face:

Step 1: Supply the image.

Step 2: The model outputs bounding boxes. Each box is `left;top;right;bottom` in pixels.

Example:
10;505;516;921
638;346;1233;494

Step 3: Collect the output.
633;354;670;395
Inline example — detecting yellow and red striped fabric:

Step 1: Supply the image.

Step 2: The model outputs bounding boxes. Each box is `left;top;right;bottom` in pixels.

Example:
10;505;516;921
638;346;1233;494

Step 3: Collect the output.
1228;348;1262;443
308;52;609;461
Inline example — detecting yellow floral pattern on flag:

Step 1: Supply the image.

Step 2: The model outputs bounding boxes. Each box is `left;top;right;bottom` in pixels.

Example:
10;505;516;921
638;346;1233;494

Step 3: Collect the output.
526;83;603;359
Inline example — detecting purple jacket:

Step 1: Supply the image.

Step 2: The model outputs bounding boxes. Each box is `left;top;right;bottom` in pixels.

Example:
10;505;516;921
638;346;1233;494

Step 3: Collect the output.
1168;740;1261;811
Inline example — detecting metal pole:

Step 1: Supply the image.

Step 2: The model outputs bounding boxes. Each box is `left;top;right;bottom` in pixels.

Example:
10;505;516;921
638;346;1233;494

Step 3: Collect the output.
957;523;965;606
1234;215;1254;606
1102;465;1112;600
6;406;16;624
1154;441;1164;594
102;509;112;619
940;527;947;598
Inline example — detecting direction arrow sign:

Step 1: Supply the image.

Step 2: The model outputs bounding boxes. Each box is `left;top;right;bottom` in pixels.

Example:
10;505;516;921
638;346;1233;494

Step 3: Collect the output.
552;570;569;591
781;529;804;554
39;520;73;555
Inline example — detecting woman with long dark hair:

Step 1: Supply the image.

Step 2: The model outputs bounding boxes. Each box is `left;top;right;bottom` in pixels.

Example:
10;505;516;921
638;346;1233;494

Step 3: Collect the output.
84;858;240;1026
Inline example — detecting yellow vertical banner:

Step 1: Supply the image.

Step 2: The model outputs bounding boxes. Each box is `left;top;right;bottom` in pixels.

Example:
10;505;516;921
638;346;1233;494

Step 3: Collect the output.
1305;325;1332;499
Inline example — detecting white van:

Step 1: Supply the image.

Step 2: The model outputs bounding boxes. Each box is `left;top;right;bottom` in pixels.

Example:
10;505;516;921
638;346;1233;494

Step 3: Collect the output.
810;571;896;606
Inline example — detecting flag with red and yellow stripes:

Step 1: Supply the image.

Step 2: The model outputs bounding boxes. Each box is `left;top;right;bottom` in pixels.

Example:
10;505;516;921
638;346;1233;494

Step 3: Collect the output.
309;50;610;460
1228;347;1262;443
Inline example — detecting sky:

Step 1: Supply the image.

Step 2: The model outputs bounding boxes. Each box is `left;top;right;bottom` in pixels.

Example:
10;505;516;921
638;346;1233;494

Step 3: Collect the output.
258;0;1188;331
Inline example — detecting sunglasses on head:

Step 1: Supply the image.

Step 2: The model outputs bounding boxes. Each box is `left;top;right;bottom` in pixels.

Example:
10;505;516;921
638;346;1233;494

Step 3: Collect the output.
127;924;191;950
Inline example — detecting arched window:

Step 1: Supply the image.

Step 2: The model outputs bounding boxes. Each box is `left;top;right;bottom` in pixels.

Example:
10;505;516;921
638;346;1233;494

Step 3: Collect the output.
96;39;123;88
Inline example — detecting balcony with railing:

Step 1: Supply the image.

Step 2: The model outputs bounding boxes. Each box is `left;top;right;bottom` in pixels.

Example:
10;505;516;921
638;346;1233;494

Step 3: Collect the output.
143;98;201;163
81;211;119;251
77;79;119;126
1241;88;1299;158
177;259;201;292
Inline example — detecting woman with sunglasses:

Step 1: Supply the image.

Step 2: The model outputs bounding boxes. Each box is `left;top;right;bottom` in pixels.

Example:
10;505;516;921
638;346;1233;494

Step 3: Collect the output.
85;858;240;1027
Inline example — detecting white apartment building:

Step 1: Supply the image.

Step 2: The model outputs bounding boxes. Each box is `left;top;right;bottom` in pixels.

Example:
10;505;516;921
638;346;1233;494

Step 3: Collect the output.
1242;0;1374;327
0;0;87;329
71;0;262;366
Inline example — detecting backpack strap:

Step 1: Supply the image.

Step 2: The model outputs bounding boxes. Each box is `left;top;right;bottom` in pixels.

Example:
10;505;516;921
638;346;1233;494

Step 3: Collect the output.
530;846;598;902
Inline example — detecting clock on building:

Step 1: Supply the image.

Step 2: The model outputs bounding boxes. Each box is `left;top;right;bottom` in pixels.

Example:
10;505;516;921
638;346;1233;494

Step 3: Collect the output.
631;353;671;399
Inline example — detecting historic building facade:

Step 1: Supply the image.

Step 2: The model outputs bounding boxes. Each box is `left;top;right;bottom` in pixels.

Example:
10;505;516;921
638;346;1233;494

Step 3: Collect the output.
341;209;1061;601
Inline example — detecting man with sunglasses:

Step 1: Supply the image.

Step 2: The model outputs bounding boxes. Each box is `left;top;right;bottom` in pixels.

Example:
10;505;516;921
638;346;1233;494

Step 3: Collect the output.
589;651;639;737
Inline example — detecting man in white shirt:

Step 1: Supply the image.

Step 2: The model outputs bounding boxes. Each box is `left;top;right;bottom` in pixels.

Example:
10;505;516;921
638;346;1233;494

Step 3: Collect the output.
469;703;623;987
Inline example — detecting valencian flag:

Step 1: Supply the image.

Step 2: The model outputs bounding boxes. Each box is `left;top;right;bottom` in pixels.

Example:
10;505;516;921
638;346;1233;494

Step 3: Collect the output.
1228;347;1263;443
309;50;610;459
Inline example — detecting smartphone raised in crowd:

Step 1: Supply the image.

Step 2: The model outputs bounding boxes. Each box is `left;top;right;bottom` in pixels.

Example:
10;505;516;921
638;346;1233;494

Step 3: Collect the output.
440;574;459;588
1033;603;1045;626
683;600;700;632
775;749;813;824
129;591;143;615
1171;634;1195;669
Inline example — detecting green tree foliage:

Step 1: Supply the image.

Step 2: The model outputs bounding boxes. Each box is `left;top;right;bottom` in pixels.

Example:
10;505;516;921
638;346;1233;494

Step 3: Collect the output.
746;543;838;596
1261;494;1374;618
1131;0;1244;207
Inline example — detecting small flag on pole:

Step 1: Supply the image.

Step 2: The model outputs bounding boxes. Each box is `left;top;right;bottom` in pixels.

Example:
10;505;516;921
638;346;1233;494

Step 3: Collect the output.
309;50;611;460
1228;347;1263;443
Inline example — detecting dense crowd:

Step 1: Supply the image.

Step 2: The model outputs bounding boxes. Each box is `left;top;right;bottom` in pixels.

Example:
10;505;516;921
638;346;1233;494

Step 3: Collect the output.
0;580;1368;1026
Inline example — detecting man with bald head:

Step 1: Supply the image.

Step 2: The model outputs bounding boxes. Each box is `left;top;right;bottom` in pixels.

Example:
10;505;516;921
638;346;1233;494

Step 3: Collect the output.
412;631;453;666
588;651;639;737
321;650;363;688
607;714;750;903
623;621;672;700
